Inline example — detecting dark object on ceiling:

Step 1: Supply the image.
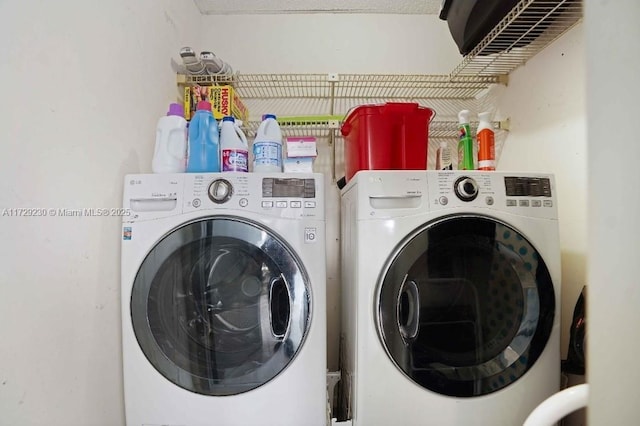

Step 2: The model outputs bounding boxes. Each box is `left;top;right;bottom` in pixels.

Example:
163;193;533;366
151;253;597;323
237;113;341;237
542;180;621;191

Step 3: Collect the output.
439;0;577;57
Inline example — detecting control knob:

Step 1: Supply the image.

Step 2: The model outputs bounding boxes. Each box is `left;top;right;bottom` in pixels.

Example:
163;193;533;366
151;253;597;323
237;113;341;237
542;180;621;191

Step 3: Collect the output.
208;179;233;204
454;176;479;202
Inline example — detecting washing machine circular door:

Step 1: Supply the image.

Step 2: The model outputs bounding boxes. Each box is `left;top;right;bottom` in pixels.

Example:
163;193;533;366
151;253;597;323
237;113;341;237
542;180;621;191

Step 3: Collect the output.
130;217;311;396
376;215;555;397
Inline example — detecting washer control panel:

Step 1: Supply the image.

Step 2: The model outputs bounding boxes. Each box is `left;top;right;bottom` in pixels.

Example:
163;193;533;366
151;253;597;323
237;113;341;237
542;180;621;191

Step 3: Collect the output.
183;173;324;219
262;177;316;199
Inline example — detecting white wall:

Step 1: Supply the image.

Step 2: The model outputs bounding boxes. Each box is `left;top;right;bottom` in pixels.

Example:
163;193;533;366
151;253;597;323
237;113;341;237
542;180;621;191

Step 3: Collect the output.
586;0;640;423
494;23;587;358
199;14;462;74
0;1;200;425
200;13;462;370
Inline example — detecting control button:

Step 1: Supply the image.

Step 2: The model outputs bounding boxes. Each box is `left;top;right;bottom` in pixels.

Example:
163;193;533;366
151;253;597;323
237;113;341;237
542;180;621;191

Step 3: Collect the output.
290;201;302;208
439;196;449;206
261;201;274;208
208;179;233;204
192;198;201;208
519;200;530;207
544;200;553;207
454;176;479;202
305;227;317;243
304;201;316;208
531;200;542;207
506;199;517;207
485;196;494;206
239;198;248;207
276;201;287;208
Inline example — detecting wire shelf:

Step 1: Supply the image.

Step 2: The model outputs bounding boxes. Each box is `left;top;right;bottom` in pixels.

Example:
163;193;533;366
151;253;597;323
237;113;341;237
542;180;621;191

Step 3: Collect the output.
240;119;506;138
331;74;500;100
177;73;501;100
243;120;335;138
175;0;583;176
177;73;503;135
450;0;582;77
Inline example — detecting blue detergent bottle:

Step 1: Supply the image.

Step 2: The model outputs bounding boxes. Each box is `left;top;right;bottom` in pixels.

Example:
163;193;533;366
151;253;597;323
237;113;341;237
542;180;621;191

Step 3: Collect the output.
187;100;220;172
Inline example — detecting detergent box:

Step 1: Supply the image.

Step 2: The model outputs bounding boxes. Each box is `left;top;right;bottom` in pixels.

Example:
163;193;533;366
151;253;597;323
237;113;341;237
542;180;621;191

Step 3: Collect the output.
184;85;249;123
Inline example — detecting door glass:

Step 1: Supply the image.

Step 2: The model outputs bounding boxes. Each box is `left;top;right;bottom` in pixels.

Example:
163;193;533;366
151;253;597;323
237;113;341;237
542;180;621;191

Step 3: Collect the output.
377;216;555;397
131;217;311;396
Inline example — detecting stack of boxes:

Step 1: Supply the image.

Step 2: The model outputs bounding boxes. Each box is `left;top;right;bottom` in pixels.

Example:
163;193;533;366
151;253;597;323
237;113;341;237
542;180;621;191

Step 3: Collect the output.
284;137;317;173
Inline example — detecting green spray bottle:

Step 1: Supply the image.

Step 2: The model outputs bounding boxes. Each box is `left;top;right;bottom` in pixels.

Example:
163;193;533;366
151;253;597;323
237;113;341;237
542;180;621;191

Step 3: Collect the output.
457;110;475;170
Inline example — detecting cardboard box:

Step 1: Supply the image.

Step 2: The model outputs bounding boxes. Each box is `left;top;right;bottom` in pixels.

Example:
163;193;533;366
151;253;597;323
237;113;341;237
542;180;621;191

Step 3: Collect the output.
184;85;249;122
285;137;318;158
283;157;314;173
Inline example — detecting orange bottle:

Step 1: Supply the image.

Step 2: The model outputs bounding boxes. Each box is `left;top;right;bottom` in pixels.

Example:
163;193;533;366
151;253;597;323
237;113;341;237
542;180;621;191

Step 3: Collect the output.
477;111;496;171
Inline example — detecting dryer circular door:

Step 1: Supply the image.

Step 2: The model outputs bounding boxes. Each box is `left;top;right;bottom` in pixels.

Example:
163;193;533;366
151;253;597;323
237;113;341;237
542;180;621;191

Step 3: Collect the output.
130;217;311;396
376;215;555;397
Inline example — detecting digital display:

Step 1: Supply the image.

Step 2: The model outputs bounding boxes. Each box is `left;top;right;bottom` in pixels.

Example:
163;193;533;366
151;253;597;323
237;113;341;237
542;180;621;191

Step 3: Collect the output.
262;178;316;198
504;177;552;197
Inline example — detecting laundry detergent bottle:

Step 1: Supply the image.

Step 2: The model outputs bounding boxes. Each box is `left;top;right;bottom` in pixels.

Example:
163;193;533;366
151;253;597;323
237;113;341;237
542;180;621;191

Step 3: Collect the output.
252;114;283;173
477;111;496;171
220;116;249;172
187;100;220;173
436;141;453;170
152;103;188;173
457;109;475;170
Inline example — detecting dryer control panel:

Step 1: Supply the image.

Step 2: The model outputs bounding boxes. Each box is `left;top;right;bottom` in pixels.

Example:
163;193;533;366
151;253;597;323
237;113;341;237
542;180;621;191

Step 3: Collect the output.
427;171;557;219
345;170;557;221
447;175;551;203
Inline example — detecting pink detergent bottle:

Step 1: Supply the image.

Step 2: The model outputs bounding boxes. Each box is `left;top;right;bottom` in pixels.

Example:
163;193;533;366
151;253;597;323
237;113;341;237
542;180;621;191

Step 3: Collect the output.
220;116;249;172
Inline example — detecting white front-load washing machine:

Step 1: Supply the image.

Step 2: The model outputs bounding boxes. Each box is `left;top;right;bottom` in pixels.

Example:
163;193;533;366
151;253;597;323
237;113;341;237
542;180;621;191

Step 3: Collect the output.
339;170;561;426
121;172;326;426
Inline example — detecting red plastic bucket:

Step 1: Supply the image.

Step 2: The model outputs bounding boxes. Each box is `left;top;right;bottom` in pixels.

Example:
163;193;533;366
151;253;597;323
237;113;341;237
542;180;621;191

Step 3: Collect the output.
340;102;435;182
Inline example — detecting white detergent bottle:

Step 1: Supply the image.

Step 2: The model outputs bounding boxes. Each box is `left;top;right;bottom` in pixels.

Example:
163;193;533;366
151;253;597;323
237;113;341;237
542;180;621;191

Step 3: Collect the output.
220;116;249;172
152;103;188;173
253;114;283;173
436;141;453;170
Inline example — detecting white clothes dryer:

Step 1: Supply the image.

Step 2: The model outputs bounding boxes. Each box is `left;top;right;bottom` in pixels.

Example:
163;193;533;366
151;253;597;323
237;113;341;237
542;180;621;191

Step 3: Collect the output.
121;173;326;426
339;170;561;426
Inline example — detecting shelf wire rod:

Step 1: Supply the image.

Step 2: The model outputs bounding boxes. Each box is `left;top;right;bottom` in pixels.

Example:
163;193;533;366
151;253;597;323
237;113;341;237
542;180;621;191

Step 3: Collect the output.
330;129;336;183
329;76;337;181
